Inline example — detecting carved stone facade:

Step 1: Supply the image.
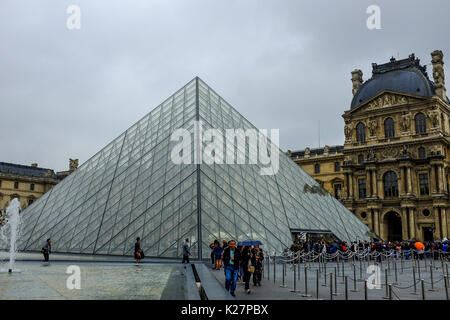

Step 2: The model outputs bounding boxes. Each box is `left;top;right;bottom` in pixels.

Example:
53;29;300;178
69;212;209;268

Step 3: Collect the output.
0;159;77;217
289;51;450;242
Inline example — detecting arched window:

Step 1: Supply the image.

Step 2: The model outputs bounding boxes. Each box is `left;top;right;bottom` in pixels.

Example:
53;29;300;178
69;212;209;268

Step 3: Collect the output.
383;171;399;197
384;117;395;138
356;122;366;142
418;147;426;159
415;113;426;134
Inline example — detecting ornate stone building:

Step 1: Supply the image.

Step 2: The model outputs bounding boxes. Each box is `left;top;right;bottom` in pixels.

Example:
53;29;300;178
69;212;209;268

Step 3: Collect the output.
288;51;450;242
0;159;79;213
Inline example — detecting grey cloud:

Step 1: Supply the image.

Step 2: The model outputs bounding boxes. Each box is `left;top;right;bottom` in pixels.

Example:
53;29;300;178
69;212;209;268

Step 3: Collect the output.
1;0;449;171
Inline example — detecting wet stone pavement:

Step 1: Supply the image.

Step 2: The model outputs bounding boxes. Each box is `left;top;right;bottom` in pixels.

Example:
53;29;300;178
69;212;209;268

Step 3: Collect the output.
0;261;189;299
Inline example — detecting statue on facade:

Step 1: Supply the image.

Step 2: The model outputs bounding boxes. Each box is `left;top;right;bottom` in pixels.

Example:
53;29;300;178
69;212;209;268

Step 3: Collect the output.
368;118;378;136
367;149;376;161
400;113;411;132
427;110;440;127
400;144;408;155
344;123;353;140
304;147;310;157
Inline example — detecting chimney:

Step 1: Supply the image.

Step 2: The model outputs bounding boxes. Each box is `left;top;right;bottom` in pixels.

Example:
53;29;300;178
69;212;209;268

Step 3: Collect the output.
31;163;38;167
431;50;447;101
69;158;79;171
351;69;363;95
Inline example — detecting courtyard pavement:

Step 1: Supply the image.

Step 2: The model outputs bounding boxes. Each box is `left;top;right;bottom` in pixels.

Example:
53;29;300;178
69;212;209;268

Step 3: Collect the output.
208;258;450;300
0;258;197;299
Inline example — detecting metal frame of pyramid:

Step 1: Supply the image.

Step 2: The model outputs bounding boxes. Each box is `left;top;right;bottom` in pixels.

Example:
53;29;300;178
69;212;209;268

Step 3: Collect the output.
18;77;371;259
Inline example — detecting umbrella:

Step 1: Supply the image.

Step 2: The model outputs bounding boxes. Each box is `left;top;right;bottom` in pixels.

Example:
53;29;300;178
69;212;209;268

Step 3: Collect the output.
237;239;263;246
414;241;424;250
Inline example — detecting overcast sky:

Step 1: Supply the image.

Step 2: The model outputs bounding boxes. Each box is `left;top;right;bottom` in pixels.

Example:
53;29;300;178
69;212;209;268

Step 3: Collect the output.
1;0;450;171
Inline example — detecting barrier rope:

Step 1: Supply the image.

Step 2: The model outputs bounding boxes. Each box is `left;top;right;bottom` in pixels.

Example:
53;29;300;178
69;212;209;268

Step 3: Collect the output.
276;248;449;263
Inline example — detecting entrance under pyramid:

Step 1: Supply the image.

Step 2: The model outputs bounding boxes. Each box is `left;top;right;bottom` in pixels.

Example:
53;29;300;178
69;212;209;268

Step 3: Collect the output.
18;77;371;259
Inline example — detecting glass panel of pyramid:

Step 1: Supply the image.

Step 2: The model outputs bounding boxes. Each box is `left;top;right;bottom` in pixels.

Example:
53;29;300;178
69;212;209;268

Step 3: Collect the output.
18;77;370;259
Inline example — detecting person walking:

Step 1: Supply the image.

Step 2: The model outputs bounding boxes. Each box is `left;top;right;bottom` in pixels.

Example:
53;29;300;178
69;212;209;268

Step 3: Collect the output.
240;245;252;294
42;238;51;262
134;237;144;263
236;244;243;282
251;245;264;287
182;238;191;263
222;239;228;275
222;240;241;297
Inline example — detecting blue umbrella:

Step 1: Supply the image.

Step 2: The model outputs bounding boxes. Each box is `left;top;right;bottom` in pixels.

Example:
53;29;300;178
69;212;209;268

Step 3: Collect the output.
237;239;263;246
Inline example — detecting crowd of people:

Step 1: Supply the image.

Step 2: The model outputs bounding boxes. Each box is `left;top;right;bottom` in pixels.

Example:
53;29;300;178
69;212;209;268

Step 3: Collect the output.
288;239;449;261
209;239;264;297
38;236;448;300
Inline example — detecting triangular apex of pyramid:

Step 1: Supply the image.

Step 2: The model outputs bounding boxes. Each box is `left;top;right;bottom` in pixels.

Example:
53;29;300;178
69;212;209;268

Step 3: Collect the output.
18;77;371;259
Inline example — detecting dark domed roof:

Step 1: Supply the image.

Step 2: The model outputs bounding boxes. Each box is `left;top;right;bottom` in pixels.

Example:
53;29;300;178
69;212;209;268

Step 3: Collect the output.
351;54;437;109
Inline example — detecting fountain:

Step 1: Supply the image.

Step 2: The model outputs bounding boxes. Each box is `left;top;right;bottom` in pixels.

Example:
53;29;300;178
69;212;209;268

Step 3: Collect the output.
0;198;22;273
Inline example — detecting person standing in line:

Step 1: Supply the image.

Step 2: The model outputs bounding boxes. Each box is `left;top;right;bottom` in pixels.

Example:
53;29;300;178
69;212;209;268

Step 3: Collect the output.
214;241;223;270
209;241;216;269
134;237;144;263
222;240;241;297
251;245;264;287
42;238;51;262
182;238;191;263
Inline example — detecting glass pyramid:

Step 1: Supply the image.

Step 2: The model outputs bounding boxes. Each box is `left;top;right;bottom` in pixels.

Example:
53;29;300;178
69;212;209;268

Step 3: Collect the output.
18;77;370;259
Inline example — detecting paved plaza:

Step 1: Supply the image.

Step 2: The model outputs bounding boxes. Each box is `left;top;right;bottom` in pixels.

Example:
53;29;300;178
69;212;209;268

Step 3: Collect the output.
0;254;197;300
1;251;449;300
209;258;450;300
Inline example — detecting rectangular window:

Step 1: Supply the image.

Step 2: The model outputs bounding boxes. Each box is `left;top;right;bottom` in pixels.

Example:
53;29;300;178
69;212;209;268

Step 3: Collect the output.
419;173;429;195
314;164;320;174
30;183;35;191
0;180;2;188
28;199;34;206
358;178;366;199
334;162;341;172
14;181;19;189
358;154;364;165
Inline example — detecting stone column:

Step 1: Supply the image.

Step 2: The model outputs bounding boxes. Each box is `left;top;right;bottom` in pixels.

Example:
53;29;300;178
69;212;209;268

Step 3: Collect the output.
430;165;437;194
373;209;380;236
377;178;383;199
438;164;445;193
399;166;405;195
343;173;348;199
433;207;441;240
441;207;448;239
409;208;416;240
401;207;408;240
444;166;448;193
348;173;353;198
372;170;377;197
407;167;413;195
366;170;371;198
